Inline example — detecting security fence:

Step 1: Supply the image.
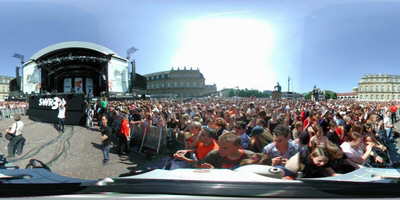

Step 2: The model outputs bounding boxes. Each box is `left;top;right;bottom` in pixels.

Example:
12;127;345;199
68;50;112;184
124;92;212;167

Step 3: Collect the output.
0;107;28;120
131;124;168;154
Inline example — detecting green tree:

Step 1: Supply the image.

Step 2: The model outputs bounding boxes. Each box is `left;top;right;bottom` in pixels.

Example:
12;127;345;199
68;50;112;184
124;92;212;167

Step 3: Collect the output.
304;92;312;100
324;90;337;99
228;89;235;97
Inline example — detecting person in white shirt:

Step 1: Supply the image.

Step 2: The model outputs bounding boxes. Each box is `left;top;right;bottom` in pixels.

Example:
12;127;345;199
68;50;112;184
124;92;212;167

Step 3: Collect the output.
58;103;66;133
6;114;25;158
340;131;383;165
383;111;394;141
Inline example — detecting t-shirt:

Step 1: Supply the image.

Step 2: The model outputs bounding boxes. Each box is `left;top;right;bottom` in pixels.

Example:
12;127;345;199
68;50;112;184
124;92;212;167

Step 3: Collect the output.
120;119;130;137
101;126;112;146
390;106;398;113
384;116;393;128
130;113;142;122
58;107;66;119
195;139;219;160
263;140;299;160
203;149;254;169
340;142;364;164
100;101;108;109
240;133;250;149
10;121;24;136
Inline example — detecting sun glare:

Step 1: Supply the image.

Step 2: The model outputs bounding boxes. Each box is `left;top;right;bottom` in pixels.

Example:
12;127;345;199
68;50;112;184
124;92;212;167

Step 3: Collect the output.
172;17;276;91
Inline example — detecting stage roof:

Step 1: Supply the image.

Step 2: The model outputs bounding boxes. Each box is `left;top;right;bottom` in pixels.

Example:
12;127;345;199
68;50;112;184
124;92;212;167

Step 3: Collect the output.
30;41;118;61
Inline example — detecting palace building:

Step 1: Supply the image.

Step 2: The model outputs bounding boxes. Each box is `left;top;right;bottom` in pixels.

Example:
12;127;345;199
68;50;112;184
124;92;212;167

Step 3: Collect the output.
357;74;400;101
144;67;217;98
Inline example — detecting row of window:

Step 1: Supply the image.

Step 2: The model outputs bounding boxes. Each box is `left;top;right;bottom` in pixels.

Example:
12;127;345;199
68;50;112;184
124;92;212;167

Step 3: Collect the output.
148;82;203;89
359;85;400;92
359;94;400;100
147;73;203;81
147;74;169;80
0;85;8;93
338;96;357;99
0;79;10;84
362;78;400;83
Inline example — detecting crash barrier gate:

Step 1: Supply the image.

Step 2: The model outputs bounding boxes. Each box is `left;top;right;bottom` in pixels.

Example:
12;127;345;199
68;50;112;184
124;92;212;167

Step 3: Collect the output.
131;124;168;154
0;107;28;120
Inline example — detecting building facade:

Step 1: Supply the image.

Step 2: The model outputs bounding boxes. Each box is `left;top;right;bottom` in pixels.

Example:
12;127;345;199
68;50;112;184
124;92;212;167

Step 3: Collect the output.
337;92;357;100
144;68;217;98
0;76;14;101
357;74;400;101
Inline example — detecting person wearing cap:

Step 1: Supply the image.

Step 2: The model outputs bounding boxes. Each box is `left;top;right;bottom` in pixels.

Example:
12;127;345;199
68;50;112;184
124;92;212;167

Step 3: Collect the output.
248;120;273;153
6;114;25;158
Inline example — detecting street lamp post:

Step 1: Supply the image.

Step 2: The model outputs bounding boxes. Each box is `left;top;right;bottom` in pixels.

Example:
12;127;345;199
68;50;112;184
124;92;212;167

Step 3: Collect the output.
13;53;24;93
126;46;138;94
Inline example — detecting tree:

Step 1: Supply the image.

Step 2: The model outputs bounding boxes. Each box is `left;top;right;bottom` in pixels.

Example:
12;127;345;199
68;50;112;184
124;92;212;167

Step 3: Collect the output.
228;89;235;97
324;90;337;99
304;92;312;100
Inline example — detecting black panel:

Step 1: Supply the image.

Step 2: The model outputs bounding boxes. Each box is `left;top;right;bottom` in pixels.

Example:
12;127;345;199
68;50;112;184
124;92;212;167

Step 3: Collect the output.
27;94;85;125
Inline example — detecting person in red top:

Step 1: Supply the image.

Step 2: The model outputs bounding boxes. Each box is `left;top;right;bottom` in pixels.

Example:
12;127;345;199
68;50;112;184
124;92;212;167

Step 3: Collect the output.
183;121;202;149
119;112;131;155
390;104;398;123
195;127;219;160
173;127;219;167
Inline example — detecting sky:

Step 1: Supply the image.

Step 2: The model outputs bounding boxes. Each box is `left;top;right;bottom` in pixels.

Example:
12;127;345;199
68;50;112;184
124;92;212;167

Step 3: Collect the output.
1;0;400;93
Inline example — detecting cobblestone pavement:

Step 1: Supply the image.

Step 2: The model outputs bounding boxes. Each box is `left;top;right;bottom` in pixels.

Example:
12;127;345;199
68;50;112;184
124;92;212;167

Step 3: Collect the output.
0;117;138;180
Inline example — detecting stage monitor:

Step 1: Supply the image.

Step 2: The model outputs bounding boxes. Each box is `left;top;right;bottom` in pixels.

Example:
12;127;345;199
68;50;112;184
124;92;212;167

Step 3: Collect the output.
108;57;129;93
23;62;41;94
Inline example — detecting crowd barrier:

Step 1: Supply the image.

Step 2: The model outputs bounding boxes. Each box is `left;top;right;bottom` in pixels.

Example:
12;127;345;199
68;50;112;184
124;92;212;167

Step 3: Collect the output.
0;107;28;120
131;124;168;154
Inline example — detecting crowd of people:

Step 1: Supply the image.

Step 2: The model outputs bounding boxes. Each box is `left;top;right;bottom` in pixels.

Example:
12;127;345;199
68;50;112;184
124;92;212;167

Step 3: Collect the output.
89;97;399;179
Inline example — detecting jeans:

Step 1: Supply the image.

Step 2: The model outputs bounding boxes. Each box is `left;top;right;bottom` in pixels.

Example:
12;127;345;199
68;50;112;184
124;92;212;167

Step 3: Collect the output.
102;144;111;161
392;113;397;123
58;118;65;132
385;128;393;141
8;135;24;157
86;117;93;128
15;136;25;155
117;135;129;154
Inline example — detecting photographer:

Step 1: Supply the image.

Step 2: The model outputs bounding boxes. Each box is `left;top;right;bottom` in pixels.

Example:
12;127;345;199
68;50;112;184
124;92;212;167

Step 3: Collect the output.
6;114;25;158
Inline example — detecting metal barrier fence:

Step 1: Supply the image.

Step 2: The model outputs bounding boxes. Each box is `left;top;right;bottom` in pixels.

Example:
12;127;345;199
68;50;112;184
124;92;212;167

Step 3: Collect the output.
131;124;168;154
0;107;28;120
